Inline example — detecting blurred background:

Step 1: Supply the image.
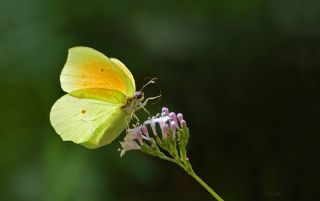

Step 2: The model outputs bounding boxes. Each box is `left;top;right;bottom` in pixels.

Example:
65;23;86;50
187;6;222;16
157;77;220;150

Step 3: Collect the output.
1;0;320;200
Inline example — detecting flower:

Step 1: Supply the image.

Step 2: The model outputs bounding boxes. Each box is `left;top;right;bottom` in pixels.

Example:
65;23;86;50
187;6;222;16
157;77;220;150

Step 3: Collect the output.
143;107;186;138
162;107;169;116
119;125;150;157
119;107;188;156
144;115;170;137
118;107;224;201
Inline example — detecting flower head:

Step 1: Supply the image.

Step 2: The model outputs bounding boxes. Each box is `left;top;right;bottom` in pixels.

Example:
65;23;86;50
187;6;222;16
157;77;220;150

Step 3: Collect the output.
119;107;188;156
117;107;223;200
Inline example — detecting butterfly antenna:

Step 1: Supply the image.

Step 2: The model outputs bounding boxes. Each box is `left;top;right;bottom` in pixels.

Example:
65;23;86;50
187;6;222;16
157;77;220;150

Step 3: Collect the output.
150;80;162;105
140;77;162;104
140;77;158;91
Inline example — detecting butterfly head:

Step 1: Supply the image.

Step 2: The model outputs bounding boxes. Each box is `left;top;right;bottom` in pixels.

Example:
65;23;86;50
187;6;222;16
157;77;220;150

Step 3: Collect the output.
134;91;144;101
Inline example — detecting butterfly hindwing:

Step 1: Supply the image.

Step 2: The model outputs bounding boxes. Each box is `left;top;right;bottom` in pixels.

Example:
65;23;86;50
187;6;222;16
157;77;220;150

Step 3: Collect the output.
50;89;130;149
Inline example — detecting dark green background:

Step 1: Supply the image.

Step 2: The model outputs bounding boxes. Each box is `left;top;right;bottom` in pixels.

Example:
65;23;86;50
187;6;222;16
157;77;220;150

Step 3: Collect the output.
1;0;319;201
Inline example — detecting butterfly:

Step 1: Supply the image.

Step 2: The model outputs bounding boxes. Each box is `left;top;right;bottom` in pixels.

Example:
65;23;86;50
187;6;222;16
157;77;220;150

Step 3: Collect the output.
50;46;155;149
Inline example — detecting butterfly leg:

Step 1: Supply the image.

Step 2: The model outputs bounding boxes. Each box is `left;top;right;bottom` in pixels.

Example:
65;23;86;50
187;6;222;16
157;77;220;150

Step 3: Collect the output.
141;104;151;117
139;95;161;109
133;113;140;122
137;95;161;116
136;101;152;117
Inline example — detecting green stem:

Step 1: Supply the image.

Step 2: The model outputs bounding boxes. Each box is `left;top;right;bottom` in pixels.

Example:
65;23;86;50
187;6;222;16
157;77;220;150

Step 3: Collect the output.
187;169;224;201
158;155;177;163
158;155;224;201
146;134;224;200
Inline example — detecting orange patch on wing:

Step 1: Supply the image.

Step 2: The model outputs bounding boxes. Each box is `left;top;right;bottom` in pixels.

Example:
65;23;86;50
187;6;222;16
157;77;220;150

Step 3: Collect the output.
77;60;126;93
60;47;135;97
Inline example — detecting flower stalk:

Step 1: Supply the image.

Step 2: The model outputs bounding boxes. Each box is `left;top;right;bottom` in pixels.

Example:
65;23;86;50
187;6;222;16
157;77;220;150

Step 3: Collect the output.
119;107;224;201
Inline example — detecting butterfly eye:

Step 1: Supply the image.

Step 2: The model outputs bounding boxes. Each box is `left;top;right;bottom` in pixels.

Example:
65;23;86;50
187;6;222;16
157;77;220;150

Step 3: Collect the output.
135;91;143;100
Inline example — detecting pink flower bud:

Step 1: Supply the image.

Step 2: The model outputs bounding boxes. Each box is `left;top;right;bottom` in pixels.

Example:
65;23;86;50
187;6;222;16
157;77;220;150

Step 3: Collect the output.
169;112;179;128
162;124;169;139
169;112;177;121
162;107;169;116
170;121;177;135
141;126;148;137
135;130;143;145
177;113;183;122
150;122;157;136
180;120;187;128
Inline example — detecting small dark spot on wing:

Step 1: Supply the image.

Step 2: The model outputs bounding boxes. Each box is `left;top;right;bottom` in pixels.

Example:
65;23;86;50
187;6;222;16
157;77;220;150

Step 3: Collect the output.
81;109;86;114
100;68;104;72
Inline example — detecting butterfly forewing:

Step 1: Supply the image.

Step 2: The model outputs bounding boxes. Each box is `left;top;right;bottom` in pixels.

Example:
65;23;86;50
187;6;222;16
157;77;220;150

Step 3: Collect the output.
60;47;136;97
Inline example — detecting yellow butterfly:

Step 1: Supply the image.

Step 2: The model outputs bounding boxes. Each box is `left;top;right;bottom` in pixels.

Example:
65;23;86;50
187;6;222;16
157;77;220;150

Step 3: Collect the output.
50;47;152;149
